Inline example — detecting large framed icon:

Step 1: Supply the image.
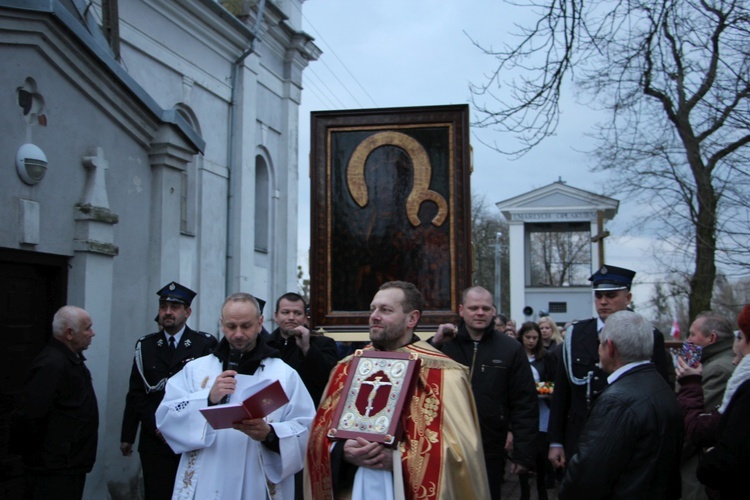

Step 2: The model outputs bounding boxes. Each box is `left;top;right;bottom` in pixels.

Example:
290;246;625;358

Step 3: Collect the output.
326;350;421;447
309;105;472;333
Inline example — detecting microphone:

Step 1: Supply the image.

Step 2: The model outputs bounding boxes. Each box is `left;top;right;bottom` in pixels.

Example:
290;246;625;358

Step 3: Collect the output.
226;348;242;372
221;349;242;404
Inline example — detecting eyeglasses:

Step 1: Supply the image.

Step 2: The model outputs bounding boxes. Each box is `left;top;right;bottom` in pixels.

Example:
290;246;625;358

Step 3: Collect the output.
735;331;744;341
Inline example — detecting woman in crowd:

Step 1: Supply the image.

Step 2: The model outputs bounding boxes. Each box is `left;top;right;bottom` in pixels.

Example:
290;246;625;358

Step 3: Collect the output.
517;321;557;500
538;316;564;349
677;304;750;499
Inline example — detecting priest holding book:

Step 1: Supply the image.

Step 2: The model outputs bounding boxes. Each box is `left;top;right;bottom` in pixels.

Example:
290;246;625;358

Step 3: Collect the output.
156;292;315;499
304;281;489;499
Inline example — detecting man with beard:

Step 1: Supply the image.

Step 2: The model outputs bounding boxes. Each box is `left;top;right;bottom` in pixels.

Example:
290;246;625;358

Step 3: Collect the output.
304;281;489;499
156;293;315;498
432;286;538;500
267;292;338;407
120;282;217;500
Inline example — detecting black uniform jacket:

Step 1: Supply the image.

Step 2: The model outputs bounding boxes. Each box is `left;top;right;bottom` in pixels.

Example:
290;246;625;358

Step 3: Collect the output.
561;364;683;500
435;321;539;467
266;328;338;407
548;317;669;456
14;338;99;474
120;327;217;455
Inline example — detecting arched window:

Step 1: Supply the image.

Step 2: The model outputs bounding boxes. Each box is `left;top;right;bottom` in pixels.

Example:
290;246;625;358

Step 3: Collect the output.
175;104;201;235
255;155;270;252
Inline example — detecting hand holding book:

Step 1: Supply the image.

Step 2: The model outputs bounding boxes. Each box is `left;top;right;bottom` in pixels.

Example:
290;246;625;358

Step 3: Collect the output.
200;376;289;430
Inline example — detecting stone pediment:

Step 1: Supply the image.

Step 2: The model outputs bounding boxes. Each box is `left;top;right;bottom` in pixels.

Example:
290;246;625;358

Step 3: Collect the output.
495;181;618;223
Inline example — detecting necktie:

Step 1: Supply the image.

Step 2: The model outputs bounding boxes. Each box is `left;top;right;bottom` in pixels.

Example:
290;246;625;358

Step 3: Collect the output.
169;336;176;350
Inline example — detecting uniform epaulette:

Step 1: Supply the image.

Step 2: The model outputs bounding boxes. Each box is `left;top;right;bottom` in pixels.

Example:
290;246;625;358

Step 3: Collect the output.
198;331;213;338
136;332;159;344
570;317;598;326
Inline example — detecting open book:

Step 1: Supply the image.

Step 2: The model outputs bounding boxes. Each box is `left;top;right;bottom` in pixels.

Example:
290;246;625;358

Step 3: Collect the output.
199;376;289;430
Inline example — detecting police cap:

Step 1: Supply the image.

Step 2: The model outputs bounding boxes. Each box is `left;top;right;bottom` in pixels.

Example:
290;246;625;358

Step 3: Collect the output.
157;281;197;307
589;265;636;291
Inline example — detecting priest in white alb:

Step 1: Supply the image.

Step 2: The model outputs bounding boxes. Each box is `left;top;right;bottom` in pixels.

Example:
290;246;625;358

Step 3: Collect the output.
156;292;315;499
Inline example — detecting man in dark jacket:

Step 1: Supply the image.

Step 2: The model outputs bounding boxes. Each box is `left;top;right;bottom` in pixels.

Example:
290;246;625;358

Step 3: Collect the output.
560;310;683;499
15;305;98;499
680;311;735;500
266;292;338;500
548;264;670;468
266;292;338;407
120;282;217;500
432;286;538;500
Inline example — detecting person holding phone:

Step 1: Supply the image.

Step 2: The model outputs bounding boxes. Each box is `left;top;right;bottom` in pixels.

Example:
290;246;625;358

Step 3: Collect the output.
677;311;736;500
695;305;750;498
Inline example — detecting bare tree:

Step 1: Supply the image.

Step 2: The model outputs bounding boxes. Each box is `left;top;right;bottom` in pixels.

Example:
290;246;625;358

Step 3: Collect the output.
469;0;750;321
649;283;677;337
529;230;591;286
297;265;310;305
471;194;510;313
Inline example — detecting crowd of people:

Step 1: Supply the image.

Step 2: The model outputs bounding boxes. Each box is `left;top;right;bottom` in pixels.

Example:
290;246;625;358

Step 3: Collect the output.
11;266;750;499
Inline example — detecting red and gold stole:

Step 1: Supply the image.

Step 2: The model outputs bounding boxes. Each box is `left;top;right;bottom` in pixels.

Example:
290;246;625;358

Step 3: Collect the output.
304;341;456;500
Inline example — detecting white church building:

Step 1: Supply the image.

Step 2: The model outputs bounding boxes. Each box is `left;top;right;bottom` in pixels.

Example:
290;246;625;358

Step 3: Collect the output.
0;0;318;496
496;181;620;325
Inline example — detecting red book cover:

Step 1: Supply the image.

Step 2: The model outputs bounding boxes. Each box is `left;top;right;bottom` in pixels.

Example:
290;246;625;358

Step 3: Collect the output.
200;378;289;430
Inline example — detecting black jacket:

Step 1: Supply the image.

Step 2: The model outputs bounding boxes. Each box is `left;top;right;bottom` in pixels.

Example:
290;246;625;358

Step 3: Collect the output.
121;326;217;455
266;328;338;407
529;348;558;385
548;317;670;455
561;364;683;499
14;338;99;474
697;379;750;498
435;321;538;467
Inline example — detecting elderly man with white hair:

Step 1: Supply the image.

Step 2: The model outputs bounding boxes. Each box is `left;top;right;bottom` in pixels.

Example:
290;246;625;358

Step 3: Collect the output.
14;305;98;500
560;310;684;500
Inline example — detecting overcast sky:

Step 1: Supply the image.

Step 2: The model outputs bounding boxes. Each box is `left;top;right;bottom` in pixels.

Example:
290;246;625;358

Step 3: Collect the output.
294;0;664;312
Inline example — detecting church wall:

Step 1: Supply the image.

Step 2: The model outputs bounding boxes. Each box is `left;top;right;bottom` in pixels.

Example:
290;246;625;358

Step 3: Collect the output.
1;0;317;497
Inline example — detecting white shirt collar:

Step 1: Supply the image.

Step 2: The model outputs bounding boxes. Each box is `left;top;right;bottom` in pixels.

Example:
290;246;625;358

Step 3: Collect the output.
165;326;187;346
607;360;650;384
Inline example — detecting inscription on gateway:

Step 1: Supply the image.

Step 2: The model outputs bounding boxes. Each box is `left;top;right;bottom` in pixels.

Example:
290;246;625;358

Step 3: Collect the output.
511;211;597;222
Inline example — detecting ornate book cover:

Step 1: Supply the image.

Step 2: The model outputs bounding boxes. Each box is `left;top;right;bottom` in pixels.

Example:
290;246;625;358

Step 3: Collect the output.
327;350;421;447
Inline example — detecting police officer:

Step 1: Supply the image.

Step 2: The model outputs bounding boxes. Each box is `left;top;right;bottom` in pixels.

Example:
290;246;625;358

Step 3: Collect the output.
120;282;217;500
547;265;669;471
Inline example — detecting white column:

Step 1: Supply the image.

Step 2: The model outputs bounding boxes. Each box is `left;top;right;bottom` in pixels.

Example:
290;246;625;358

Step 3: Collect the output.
508;222;526;321
226;56;259;295
69;148;119;499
